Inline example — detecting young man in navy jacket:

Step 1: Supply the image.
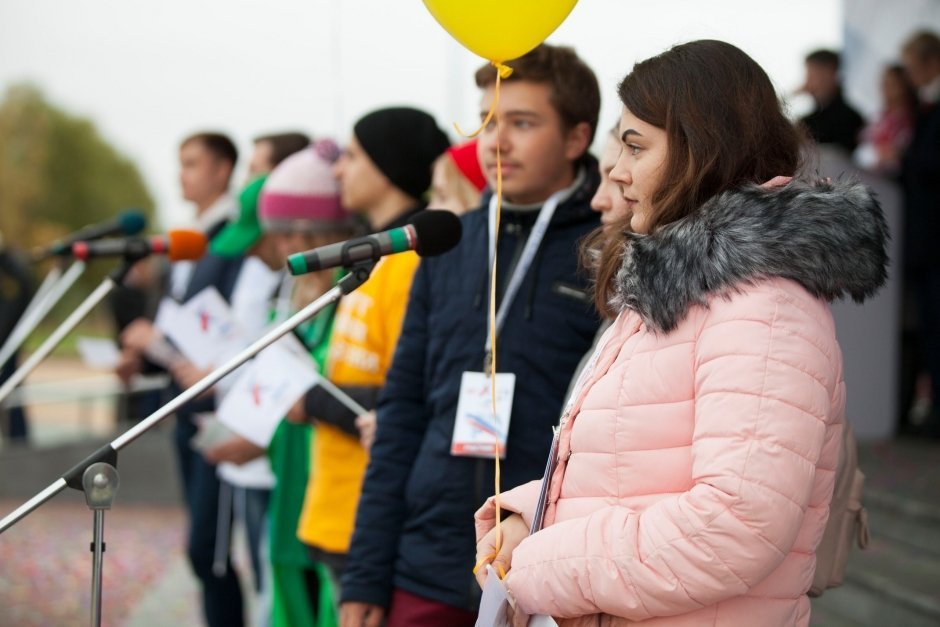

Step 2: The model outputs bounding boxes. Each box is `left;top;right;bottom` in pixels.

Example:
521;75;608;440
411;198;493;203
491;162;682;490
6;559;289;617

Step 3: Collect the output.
340;44;603;627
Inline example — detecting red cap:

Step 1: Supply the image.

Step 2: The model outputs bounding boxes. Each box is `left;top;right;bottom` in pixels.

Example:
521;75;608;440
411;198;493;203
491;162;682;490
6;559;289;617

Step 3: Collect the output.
446;140;486;192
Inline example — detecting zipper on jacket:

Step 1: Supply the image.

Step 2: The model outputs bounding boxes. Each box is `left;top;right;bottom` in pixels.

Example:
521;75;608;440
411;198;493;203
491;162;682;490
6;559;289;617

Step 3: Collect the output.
499;220;529;302
473;271;488;310
524;245;544;321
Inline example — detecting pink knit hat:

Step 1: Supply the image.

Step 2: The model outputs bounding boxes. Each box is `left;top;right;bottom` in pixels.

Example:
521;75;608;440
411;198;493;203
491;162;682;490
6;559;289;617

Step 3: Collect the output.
259;139;354;232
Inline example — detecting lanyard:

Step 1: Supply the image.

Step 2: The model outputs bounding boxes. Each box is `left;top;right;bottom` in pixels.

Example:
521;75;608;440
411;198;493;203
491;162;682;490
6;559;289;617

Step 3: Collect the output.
484;188;565;355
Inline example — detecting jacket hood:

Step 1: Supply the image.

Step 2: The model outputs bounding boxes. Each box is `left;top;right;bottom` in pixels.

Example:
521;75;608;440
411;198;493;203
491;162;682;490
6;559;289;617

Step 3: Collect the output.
612;178;889;333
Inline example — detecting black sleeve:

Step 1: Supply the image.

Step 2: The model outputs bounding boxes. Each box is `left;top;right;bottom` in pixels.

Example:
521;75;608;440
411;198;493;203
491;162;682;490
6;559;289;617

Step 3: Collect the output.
302;384;381;437
340;260;433;608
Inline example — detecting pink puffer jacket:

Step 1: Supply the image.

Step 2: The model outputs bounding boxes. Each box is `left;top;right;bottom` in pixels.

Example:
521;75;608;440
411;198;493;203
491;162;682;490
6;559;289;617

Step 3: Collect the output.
475;179;888;626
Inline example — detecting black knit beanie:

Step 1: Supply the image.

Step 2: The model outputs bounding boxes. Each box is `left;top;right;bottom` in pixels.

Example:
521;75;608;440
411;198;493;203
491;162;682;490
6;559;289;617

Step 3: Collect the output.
353;107;451;200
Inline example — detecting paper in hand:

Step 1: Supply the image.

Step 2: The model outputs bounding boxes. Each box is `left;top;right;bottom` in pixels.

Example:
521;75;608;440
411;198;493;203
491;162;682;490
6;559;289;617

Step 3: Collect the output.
161;287;247;369
76;337;121;370
475;564;559;627
476;564;512;627
216;339;318;447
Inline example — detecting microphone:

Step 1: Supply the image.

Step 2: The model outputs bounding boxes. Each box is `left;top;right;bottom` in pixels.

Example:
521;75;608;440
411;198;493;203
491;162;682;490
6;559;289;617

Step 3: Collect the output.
287;210;462;275
34;210;148;261
71;229;207;262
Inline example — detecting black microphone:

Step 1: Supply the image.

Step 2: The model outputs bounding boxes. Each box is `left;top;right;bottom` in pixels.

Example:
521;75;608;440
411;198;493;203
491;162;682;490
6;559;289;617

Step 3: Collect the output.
70;229;207;262
34;210;148;261
287;210;462;275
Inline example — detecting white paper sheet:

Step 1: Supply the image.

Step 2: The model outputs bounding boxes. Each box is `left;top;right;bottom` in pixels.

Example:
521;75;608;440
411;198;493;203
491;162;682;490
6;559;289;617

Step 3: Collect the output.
475;565;559;627
76;336;121;370
215;340;318;447
161;287;247;369
476;565;511;627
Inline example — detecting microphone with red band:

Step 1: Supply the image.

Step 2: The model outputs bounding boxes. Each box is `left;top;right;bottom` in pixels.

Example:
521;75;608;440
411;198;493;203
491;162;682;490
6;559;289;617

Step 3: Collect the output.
33;210;148;262
71;229;207;262
287;209;462;275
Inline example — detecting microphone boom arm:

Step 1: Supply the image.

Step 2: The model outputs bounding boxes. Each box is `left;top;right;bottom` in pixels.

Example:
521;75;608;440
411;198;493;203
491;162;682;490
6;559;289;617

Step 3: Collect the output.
0;261;87;371
0;260;375;534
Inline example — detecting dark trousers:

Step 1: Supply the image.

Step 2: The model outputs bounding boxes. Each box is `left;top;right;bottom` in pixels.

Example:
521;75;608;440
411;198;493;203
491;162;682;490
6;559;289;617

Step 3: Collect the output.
0;355;28;441
222;481;270;592
175;416;245;627
912;269;940;434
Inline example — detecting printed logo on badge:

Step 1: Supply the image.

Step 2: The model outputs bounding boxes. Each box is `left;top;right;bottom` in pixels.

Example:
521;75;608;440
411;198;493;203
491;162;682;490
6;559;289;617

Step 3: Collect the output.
451;371;515;459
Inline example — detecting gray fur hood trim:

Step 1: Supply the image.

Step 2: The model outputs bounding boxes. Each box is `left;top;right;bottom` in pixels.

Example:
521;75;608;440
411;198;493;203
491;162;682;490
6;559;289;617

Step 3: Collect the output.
612;179;889;333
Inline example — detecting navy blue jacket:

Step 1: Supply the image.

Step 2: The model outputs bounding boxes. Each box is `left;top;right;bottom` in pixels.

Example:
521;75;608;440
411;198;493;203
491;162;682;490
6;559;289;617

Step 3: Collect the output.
341;159;602;611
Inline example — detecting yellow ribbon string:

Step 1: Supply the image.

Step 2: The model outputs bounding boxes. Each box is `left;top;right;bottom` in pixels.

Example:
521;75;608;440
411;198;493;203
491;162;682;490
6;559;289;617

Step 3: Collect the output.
453;62;512;137
465;61;510;581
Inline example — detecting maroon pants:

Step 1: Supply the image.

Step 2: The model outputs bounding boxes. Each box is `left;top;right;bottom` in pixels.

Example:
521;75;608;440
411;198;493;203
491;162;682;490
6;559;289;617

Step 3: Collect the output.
385;587;477;627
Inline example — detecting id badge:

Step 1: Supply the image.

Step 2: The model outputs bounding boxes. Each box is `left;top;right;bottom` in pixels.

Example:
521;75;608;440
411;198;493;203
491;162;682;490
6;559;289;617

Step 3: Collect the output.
451;371;515;459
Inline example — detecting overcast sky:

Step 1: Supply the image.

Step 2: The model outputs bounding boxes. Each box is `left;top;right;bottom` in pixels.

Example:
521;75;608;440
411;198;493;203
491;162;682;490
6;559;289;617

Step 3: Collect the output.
0;0;847;228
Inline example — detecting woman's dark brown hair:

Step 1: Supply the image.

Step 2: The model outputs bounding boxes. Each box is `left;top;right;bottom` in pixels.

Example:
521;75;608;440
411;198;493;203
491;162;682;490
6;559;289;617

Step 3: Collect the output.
592;40;804;317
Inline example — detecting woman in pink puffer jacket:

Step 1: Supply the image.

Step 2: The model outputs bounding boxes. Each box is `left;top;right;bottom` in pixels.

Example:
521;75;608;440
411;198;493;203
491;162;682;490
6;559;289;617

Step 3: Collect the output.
474;40;888;627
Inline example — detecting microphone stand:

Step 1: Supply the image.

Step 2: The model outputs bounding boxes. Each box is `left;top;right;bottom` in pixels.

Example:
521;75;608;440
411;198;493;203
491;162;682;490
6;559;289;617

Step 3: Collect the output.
0;260;375;627
0;260;104;408
21;262;64;322
0;260;87;371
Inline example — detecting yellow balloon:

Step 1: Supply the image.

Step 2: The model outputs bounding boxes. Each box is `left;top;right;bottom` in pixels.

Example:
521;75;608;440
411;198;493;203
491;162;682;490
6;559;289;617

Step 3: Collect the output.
423;0;579;64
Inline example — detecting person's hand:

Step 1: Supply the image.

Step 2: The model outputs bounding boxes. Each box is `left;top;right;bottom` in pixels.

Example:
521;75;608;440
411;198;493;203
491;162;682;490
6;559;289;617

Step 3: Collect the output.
286;397;308;424
203;435;265;465
474;513;529;589
170;360;213;395
115;349;142;385
355;411;377;452
339;601;385;627
507;599;531;627
121;319;159;353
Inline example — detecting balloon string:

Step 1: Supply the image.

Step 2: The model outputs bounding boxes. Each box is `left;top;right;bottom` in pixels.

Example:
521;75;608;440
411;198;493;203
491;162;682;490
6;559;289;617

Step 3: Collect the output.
462;61;510;581
453;62;511;137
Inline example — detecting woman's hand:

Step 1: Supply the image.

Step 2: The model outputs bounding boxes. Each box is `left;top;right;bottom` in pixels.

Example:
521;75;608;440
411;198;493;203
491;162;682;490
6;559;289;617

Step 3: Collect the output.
474;513;529;589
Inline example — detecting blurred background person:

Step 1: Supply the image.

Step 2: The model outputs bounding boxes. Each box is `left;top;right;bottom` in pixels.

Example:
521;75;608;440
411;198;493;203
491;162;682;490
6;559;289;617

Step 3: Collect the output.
589;122;632;235
901;30;940;439
176;133;313;625
295;107;450;602
0;231;34;442
117;132;239;385
116;131;249;627
262;140;359;627
428;139;486;216
854;64;918;175
249;132;312;179
799;48;866;155
183;173;283;626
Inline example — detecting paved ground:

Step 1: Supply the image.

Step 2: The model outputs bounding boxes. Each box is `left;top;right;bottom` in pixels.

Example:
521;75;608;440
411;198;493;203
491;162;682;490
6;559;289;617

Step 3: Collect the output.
0;358;232;626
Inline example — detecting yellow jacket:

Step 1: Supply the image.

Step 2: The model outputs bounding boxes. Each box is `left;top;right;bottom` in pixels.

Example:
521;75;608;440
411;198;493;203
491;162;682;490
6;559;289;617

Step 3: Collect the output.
297;251;419;554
